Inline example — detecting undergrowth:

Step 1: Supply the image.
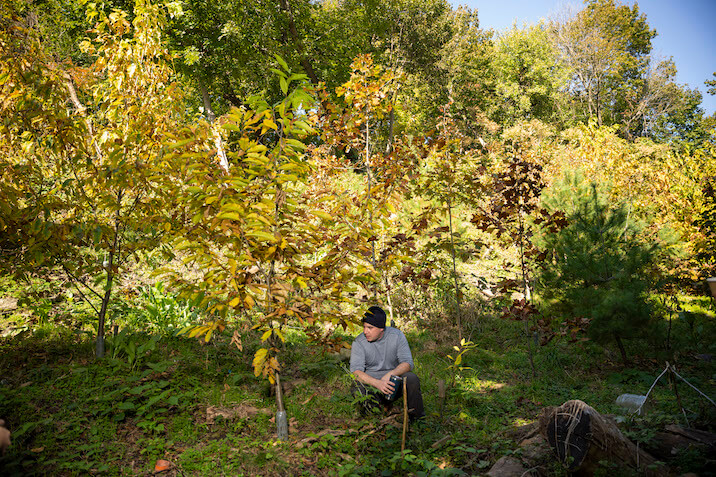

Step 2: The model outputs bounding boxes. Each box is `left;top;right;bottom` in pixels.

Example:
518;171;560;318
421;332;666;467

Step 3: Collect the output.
0;290;714;475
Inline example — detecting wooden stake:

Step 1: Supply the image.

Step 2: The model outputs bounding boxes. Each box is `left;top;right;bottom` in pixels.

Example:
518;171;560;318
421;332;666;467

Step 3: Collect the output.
401;377;408;453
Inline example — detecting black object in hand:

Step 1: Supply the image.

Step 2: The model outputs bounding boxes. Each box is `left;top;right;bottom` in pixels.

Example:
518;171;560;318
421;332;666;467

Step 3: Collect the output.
385;375;403;401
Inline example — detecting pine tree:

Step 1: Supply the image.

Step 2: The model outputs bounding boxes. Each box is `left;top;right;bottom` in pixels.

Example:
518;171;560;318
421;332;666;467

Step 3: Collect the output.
536;171;657;365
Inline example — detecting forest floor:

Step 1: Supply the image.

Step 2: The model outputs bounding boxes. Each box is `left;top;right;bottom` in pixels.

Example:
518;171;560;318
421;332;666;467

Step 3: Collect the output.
0;299;714;476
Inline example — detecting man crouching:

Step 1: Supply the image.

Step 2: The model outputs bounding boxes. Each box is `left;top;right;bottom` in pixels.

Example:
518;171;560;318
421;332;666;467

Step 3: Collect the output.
349;305;425;422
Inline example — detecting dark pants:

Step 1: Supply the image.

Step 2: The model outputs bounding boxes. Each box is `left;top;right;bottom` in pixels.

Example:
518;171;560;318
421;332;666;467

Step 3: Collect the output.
352;372;425;420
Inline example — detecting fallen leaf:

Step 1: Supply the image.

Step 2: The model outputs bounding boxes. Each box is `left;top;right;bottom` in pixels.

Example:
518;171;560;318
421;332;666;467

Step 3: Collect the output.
31;447;44;453
20;381;33;388
154;459;171;472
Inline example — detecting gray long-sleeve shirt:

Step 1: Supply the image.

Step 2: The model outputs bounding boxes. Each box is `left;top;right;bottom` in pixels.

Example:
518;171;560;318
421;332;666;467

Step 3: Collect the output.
349;327;414;380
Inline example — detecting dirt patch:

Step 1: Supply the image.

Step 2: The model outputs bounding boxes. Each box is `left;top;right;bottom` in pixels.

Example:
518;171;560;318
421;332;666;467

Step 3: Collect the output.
204;404;271;424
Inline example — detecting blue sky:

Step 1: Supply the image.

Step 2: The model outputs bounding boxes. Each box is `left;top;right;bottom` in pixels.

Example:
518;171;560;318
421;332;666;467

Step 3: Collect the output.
450;0;716;115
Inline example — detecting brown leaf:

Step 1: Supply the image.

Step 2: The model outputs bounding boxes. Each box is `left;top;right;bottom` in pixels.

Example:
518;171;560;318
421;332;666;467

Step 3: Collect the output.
154;459;172;472
230;330;243;351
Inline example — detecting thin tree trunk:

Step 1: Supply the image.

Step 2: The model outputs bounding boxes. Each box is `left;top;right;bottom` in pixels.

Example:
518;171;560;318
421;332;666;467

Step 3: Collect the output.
364;120;379;299
384;108;395;155
447;193;462;340
518;204;536;378
383;274;394;325
614;333;629;366
198;78;229;173
96;189;123;358
279;0;320;84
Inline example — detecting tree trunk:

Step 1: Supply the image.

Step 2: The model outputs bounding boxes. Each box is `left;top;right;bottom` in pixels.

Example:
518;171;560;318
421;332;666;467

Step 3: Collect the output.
96;190;122;358
96;285;111;358
198;78;229;173
539;400;668;477
279;0;319;85
614;332;629;366
447;194;461;340
518;204;536;378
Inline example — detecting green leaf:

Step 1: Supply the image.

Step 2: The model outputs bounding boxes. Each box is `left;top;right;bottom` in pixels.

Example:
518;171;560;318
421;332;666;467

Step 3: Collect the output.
285;138;306;150
275;55;289;72
270;68;286;78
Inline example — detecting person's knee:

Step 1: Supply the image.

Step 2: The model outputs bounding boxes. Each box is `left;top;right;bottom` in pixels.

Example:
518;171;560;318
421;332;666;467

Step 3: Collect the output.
404;371;421;387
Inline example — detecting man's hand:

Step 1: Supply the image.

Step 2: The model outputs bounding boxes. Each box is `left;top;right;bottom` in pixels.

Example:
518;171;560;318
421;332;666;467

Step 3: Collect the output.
376;374;396;396
0;419;10;455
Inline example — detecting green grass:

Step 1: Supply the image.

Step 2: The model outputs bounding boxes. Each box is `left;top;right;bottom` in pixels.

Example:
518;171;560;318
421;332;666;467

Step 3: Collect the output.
0;295;714;476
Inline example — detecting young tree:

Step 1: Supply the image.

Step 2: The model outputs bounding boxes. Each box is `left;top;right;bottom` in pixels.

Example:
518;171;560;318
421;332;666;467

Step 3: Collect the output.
412;104;487;338
471;148;548;377
0;0;185;356
536;171;658;366
314;54;422;312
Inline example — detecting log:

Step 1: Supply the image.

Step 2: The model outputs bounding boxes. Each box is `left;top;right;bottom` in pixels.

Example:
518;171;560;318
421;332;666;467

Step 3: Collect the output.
645;424;716;461
539;400;668;476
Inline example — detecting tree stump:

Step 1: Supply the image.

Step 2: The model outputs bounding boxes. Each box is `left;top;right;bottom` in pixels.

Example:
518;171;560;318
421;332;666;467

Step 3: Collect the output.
539;400;668;476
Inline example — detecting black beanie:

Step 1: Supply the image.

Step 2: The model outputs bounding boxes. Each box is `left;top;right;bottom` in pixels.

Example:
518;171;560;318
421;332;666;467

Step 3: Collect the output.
362;306;387;328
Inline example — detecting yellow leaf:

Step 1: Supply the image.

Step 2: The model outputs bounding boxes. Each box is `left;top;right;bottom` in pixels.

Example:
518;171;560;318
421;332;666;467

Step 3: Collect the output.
246;231;275;242
244;295;255;308
228;297;241;308
261;330;272;342
205;329;213;342
217;211;242;221
311;210;333;221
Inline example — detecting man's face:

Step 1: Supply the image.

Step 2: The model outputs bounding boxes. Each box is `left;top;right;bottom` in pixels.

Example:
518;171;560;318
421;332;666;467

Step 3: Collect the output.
363;322;384;342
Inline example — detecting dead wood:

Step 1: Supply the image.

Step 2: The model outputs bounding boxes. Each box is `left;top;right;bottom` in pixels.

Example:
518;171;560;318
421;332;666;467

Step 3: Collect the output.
539;400;668;476
645;424;716;461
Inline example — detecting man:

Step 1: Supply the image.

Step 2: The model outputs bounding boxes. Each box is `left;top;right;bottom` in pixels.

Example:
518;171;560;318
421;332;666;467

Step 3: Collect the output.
0;419;10;454
349;305;425;421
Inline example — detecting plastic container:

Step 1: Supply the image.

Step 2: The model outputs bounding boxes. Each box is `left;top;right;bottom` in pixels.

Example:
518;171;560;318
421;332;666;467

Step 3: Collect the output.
615;393;647;415
385;375;403;402
276;410;288;440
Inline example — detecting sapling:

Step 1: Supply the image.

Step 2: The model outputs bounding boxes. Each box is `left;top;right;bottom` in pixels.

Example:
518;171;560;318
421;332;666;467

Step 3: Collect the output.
536;170;658;366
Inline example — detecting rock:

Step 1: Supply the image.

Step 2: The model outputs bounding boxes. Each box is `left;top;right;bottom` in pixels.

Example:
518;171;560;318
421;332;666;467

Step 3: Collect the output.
519;434;552;463
486;456;527;477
